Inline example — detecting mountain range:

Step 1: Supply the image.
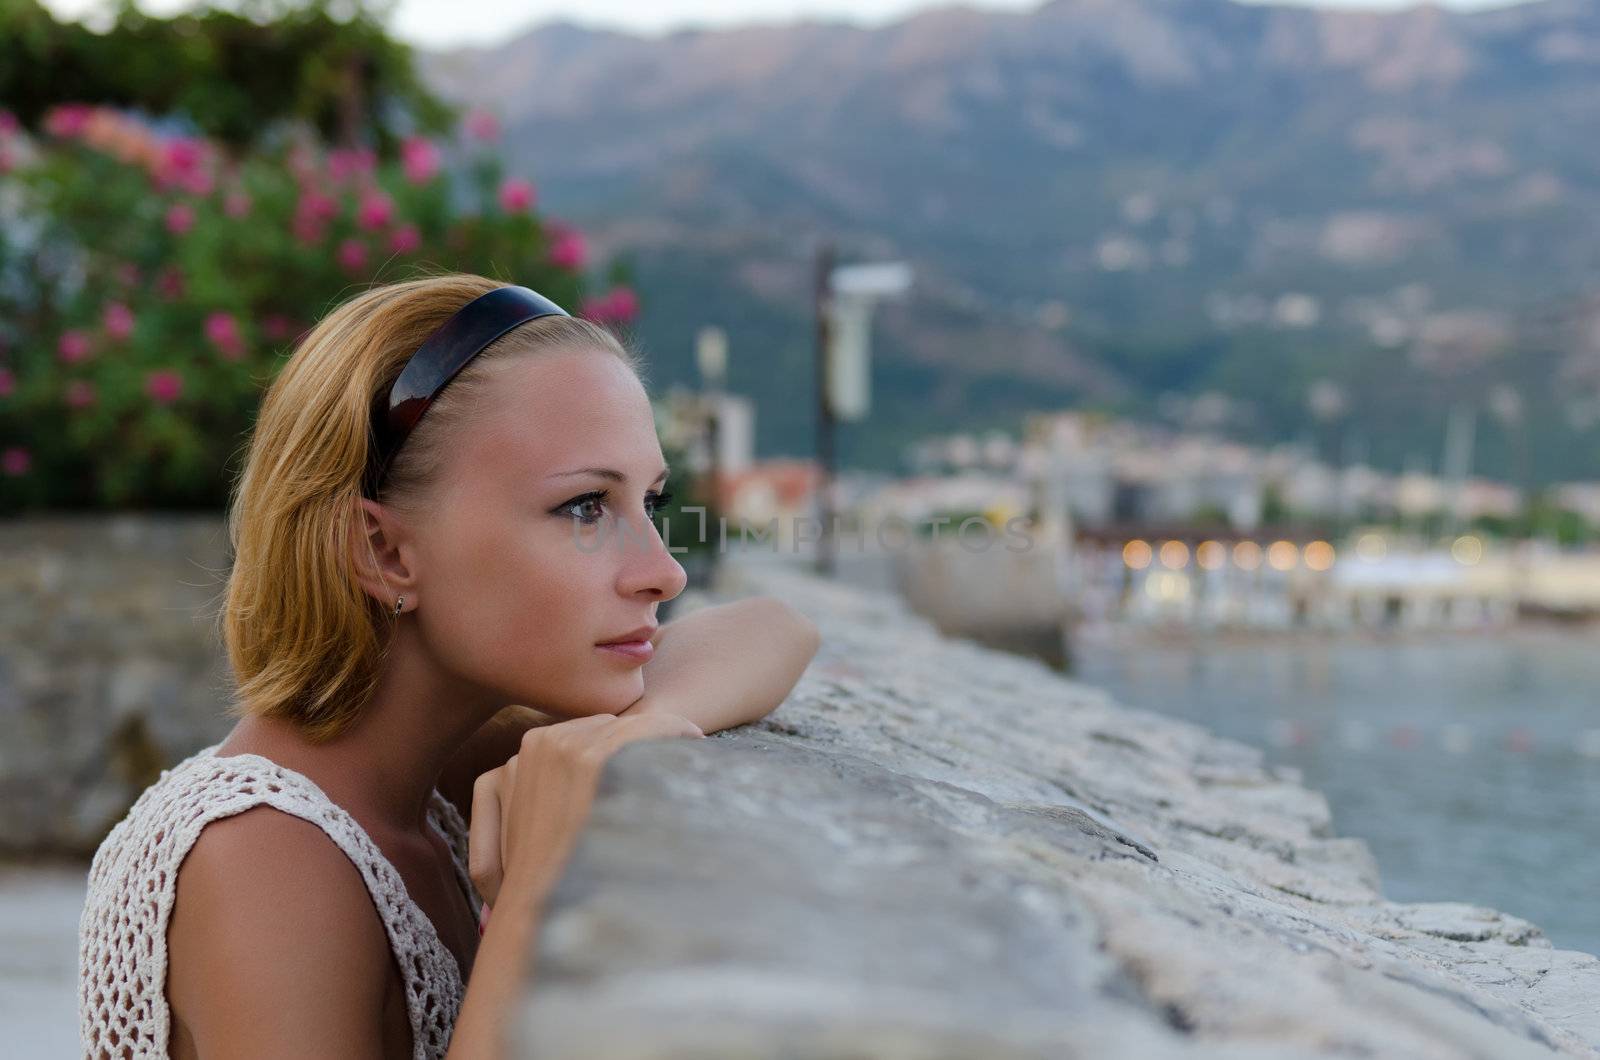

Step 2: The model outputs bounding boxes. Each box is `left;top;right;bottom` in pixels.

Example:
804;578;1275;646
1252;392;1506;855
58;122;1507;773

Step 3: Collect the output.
421;0;1600;485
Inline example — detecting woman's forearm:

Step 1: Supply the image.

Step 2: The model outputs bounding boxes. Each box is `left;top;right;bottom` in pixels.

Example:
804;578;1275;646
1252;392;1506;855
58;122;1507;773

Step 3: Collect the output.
442;598;819;814
621;596;820;733
445;888;543;1060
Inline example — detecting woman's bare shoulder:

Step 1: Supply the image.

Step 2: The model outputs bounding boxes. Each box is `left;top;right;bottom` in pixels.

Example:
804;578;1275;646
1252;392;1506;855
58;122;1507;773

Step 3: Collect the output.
166;805;391;1055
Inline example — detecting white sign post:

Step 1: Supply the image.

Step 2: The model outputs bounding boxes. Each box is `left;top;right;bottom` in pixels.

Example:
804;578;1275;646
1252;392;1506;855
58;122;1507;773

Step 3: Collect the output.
813;250;912;576
824;262;911;423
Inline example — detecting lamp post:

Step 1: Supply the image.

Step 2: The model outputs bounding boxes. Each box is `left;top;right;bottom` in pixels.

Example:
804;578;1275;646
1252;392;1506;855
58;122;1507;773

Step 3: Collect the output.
814;242;837;576
695;326;727;574
1308;379;1348;536
813;244;912;575
1441;401;1477;540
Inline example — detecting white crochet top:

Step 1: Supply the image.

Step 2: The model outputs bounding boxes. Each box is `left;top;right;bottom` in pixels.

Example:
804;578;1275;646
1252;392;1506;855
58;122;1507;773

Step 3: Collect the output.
78;745;482;1059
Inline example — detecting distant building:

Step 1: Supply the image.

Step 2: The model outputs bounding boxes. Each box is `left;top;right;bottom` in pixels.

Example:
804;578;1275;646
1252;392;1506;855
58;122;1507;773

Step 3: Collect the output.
902;408;1530;535
1551;483;1600;526
657;385;755;483
719;459;822;546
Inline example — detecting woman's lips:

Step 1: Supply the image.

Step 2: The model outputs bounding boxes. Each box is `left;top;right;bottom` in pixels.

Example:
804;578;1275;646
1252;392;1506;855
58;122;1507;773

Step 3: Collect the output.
596;639;654;662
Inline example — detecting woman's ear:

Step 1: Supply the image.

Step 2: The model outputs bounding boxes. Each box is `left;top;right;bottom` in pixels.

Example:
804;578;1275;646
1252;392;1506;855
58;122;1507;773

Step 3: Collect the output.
350;496;421;610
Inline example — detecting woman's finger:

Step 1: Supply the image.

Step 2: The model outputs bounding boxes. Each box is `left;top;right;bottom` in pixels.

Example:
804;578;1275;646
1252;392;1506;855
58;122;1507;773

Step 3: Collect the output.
582;712;702;763
537;713;617;737
467;768;505;907
499;756;519;871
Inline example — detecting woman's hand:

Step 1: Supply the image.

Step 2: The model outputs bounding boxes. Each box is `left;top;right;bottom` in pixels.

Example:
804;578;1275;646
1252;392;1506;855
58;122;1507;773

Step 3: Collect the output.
450;712;700;1058
467;711;704;909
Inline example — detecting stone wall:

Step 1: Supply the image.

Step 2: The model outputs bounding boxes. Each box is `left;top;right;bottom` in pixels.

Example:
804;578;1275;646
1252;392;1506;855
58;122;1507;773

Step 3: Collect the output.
0;516;234;856
520;555;1600;1059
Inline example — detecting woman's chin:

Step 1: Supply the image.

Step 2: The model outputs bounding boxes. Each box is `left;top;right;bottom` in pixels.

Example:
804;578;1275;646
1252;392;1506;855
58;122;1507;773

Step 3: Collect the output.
605;672;647;711
541;676;645;720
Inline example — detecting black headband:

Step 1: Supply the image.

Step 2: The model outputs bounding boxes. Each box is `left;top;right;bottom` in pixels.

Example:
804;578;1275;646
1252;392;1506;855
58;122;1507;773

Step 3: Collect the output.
363;285;569;498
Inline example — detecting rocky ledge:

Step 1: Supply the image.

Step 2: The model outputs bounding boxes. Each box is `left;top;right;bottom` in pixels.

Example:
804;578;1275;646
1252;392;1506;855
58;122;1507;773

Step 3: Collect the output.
518;556;1600;1059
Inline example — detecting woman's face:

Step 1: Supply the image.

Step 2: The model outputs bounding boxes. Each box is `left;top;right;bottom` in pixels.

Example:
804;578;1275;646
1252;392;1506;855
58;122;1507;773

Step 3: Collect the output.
407;348;687;717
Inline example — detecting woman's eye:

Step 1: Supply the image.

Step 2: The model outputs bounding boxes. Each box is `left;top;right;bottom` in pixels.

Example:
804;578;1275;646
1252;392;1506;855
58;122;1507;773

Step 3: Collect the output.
558;493;607;524
558;488;671;525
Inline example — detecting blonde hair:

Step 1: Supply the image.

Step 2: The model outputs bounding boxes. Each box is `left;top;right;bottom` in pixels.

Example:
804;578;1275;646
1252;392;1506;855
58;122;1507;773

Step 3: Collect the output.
219;273;643;741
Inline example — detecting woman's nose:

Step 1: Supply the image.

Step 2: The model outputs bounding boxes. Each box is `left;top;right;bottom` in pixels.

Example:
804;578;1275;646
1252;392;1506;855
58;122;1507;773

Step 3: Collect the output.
616;510;688;601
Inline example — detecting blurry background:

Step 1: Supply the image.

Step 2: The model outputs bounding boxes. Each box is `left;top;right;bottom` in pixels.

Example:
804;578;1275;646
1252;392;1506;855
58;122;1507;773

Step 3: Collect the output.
4;0;1600;1051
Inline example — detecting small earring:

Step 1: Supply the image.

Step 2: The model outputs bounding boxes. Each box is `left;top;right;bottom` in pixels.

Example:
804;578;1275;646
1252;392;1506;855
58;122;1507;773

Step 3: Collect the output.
394;595;405;616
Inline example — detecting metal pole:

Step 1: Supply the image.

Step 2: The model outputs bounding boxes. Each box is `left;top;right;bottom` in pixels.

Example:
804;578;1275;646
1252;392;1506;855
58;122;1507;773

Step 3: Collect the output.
1442;402;1476;539
705;387;721;580
694;325;728;582
814;240;836;576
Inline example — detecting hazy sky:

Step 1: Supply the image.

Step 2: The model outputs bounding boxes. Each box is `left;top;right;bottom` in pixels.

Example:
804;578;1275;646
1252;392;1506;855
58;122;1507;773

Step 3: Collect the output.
42;0;1537;48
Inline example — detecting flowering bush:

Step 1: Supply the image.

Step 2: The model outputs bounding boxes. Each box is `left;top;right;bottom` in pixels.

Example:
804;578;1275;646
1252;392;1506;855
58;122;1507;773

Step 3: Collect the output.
0;104;638;512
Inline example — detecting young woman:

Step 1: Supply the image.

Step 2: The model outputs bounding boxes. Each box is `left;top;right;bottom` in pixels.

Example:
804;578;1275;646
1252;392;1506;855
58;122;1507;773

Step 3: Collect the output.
78;274;820;1058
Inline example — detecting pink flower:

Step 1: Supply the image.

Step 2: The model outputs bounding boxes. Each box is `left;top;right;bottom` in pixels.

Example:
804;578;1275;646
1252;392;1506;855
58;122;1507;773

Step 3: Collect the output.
547;227;588;270
145;370;184;405
165;202;195;235
43;104;92;139
297;190;339;222
157;267;185;302
204;312;245;361
224;191;252;218
356;190;394;231
498;178;535;213
401;137;440;185
181;168;213;196
328;147;376;183
388;223;422;255
65;380;97;409
103;302;135;341
204;311;237;345
162;137;205;173
0;366;14;397
464;109;501;143
579;287;640;325
1;446;29;476
262;315;297;342
115;262;141;288
337;238;368;274
0;110;17;171
608;287;640;321
58;330;93;364
291;214;325;247
153;137;210;193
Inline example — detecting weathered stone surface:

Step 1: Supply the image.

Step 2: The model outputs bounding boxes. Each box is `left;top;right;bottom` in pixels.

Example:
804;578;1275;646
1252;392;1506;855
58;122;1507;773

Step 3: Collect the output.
519;555;1600;1059
0;516;234;855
